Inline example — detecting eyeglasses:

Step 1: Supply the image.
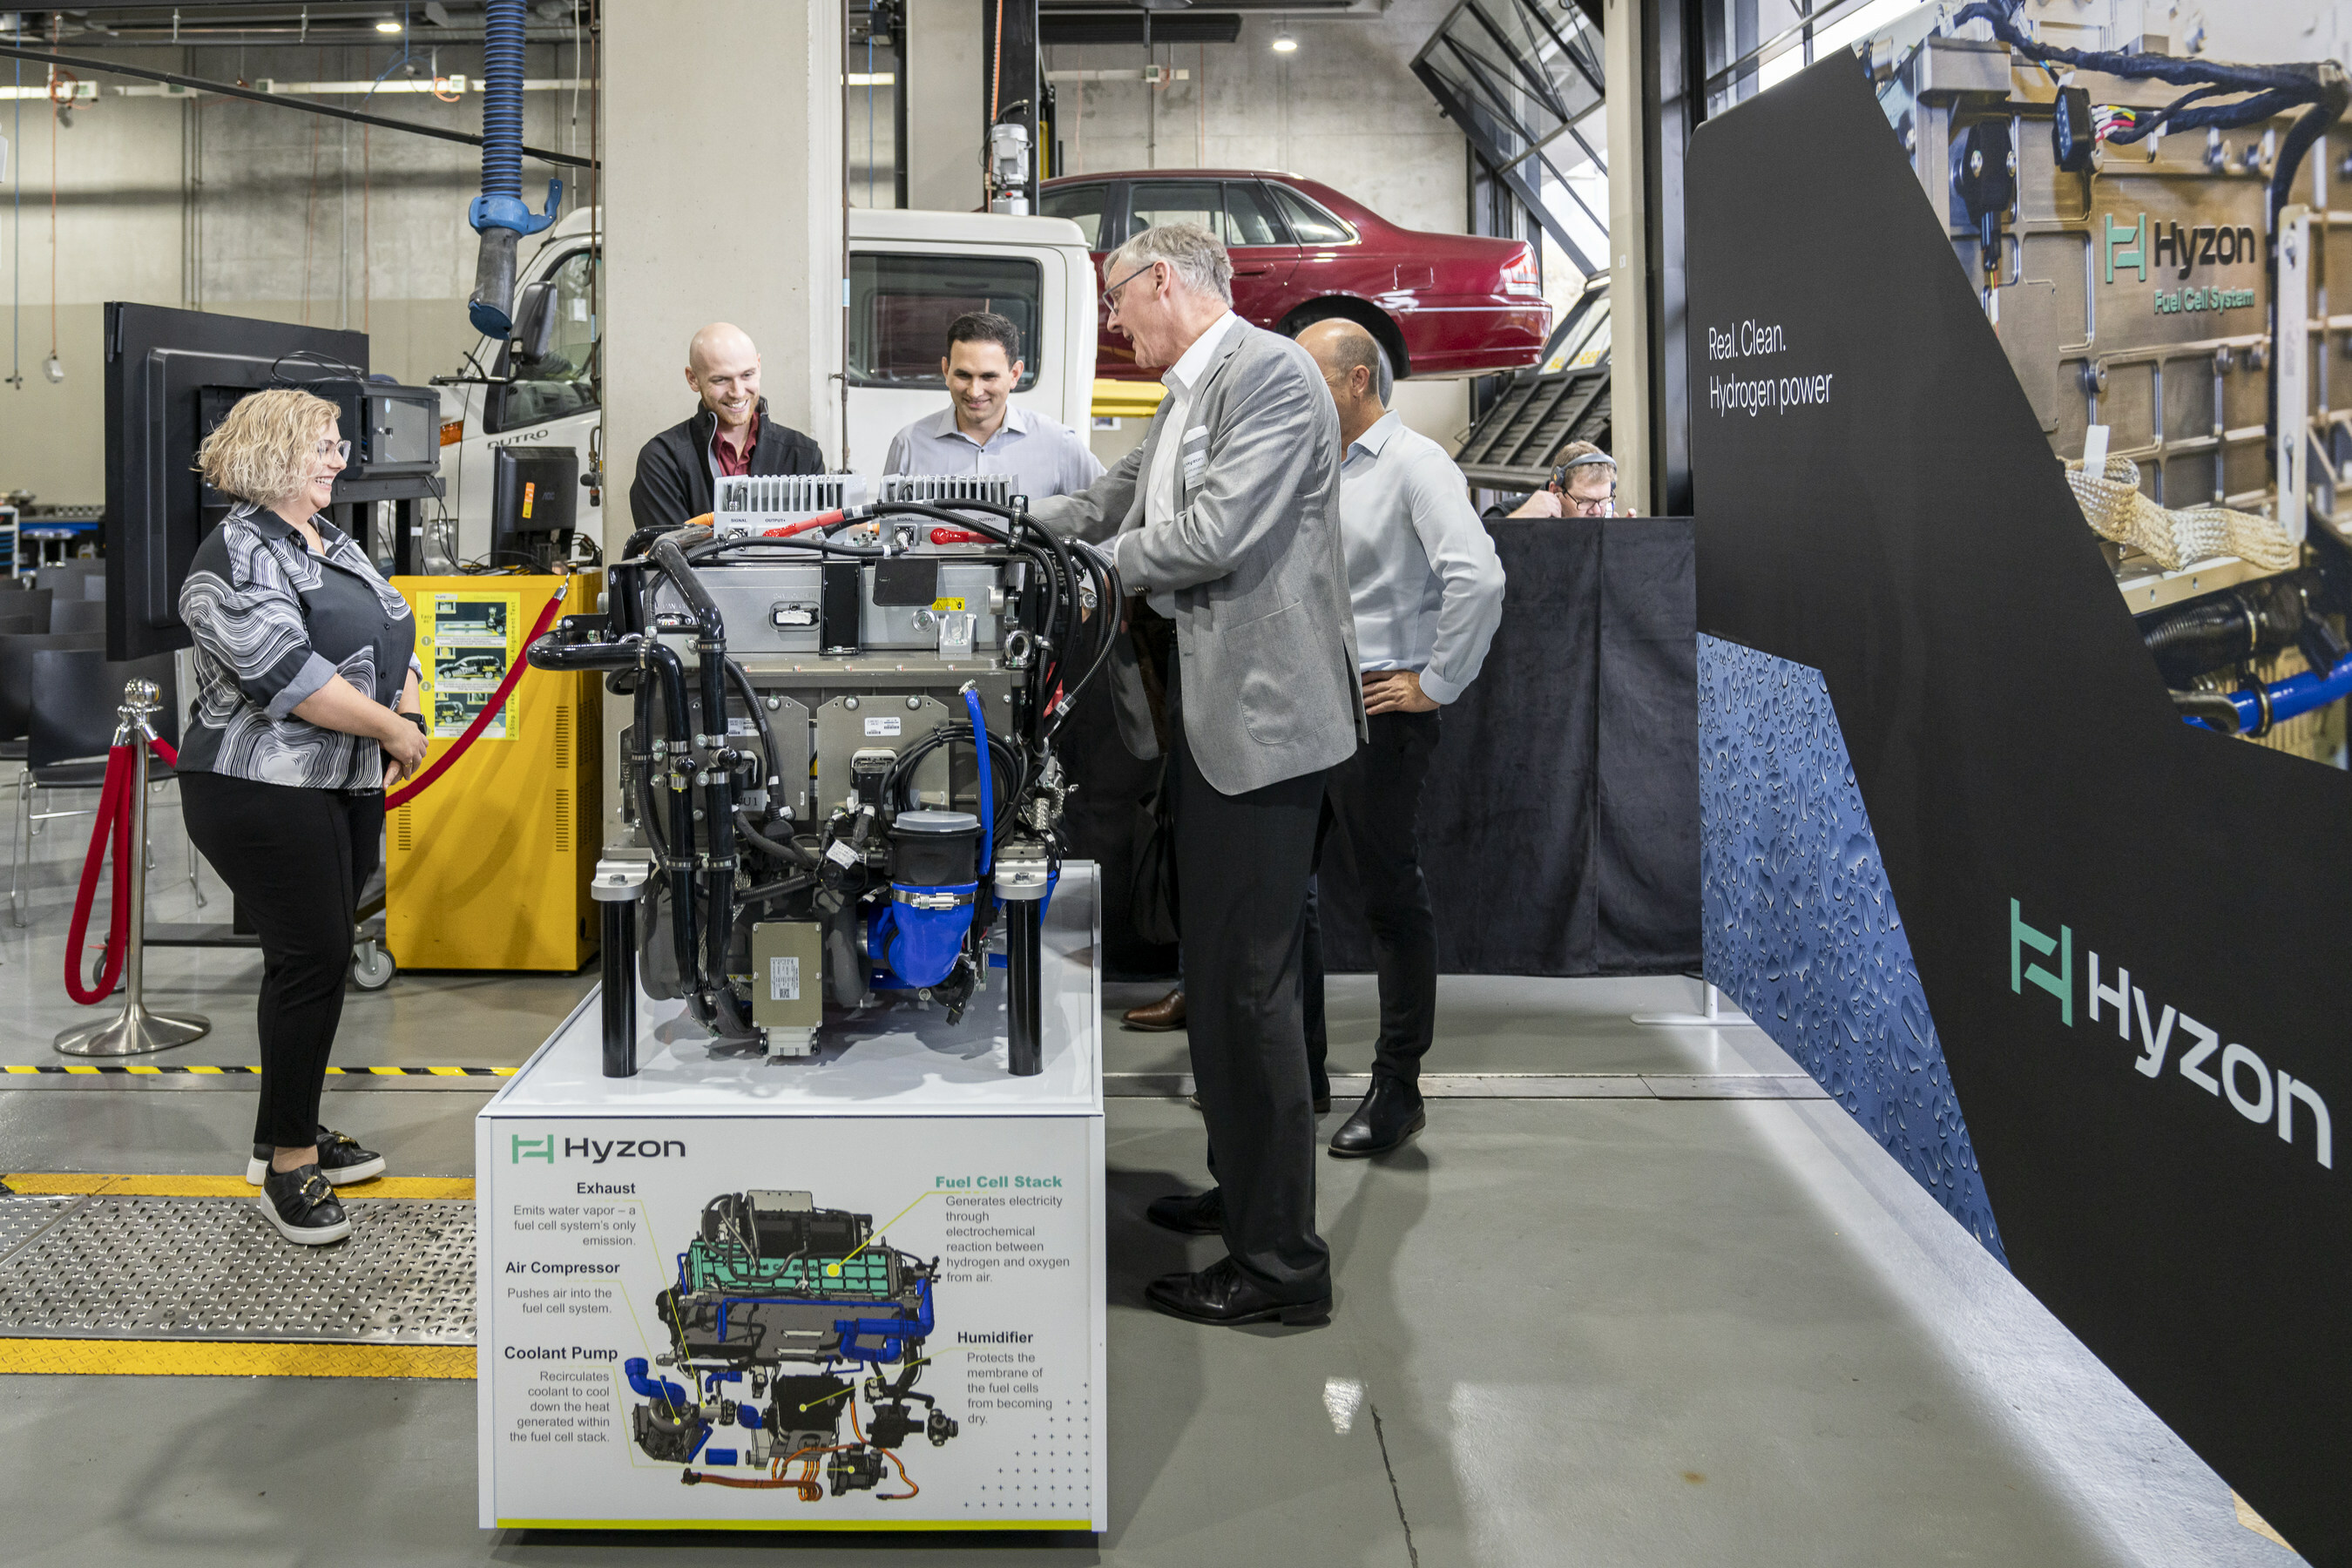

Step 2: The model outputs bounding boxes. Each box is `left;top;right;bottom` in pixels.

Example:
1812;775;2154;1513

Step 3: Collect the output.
1565;491;1615;517
1099;261;1159;314
314;439;353;462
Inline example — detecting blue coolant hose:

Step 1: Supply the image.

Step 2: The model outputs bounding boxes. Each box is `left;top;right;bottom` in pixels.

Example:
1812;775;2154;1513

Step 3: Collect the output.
2207;649;2352;735
466;0;562;337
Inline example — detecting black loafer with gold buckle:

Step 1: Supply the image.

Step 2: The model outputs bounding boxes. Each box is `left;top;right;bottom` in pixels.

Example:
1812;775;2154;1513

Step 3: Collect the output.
258;1164;354;1246
246;1129;386;1188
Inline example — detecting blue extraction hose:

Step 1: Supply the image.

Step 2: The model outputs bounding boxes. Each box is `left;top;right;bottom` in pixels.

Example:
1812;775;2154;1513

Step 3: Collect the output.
963;685;994;876
466;0;561;338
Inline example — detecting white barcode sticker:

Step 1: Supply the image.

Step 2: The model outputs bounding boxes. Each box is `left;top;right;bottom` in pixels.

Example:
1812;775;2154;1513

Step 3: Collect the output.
768;956;801;1002
824;839;858;868
863;716;902;736
727;716;756;735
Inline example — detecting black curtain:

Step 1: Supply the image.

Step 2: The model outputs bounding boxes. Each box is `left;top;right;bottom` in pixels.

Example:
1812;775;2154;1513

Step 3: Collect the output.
1064;517;1700;978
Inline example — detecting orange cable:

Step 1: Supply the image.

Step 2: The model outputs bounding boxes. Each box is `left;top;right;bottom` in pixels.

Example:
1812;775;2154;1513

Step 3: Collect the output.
990;0;1004;121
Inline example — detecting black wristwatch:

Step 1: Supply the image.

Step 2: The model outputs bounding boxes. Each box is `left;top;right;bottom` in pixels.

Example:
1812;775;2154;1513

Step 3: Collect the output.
400;710;428;736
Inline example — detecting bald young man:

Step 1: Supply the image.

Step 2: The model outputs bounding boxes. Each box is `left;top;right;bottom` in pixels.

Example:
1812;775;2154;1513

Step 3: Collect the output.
627;321;825;532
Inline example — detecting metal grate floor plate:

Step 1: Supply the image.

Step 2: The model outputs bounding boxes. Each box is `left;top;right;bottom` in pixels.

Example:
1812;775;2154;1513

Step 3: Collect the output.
0;1195;76;1257
0;1194;475;1344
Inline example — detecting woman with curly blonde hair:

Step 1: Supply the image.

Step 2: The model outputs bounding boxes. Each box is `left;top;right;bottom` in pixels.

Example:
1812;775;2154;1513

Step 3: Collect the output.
178;386;429;1245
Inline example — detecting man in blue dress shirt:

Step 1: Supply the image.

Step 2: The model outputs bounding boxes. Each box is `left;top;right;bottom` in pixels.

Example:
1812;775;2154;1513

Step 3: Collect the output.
881;312;1103;499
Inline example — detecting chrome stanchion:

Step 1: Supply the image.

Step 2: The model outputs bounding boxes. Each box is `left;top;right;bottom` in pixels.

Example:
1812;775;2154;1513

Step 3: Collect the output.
55;679;210;1058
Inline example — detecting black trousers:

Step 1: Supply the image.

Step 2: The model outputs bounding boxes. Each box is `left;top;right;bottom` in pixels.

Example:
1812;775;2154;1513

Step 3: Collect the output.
1165;671;1332;1300
1303;709;1442;1102
179;771;381;1150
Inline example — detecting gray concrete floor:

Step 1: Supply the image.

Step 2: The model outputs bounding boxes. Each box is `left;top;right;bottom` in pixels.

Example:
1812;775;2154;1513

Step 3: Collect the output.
0;795;2304;1565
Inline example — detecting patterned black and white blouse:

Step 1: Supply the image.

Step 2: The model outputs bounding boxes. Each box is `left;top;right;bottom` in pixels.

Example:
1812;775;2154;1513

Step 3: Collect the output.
178;504;420;792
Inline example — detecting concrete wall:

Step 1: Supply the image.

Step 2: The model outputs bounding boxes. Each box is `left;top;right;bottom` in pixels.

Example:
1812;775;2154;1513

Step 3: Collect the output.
0;43;591;508
600;0;842;537
1044;3;1477;449
903;0;983;213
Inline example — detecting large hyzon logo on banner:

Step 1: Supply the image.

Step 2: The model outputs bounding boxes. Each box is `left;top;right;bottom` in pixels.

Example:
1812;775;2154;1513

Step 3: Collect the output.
2008;901;2332;1169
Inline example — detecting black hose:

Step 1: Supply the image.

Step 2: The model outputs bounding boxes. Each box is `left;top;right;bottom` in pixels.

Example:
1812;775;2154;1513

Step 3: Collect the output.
1041;539;1124;747
638;640;704;1022
884;721;1028;846
723;657;782;792
733;808;814;869
2139;576;2307;685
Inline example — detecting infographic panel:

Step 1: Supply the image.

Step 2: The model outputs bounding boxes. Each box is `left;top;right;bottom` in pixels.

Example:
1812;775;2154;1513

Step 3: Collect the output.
478;1112;1102;1531
418;591;520;740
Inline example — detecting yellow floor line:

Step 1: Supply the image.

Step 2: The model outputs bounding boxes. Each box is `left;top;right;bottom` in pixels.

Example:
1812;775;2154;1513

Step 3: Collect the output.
3;1173;475;1200
0;1338;473;1378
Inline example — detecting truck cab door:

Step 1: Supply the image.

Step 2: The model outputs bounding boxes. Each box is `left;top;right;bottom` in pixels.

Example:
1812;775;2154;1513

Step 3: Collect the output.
447;246;603;564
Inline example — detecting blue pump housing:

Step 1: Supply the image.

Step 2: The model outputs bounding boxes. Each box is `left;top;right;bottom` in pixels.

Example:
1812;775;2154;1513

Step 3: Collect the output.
870;883;978;990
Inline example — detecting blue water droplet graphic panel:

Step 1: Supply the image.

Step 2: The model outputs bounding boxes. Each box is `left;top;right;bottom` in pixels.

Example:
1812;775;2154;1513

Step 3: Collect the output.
1698;635;2005;1262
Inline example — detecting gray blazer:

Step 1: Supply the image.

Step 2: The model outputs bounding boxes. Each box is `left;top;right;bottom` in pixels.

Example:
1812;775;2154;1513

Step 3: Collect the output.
1034;320;1366;795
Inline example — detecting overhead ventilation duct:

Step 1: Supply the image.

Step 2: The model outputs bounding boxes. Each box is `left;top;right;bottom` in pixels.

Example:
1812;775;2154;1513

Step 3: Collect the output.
466;0;560;339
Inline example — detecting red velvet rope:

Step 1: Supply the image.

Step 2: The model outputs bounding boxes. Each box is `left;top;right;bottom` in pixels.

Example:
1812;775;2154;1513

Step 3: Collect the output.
383;581;570;811
64;733;175;1006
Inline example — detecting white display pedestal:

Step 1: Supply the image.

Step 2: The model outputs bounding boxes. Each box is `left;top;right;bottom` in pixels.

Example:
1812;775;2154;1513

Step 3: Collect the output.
476;867;1105;1536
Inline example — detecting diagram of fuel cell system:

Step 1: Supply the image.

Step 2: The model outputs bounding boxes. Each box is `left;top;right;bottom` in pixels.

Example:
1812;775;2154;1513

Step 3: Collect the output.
624;1189;958;1500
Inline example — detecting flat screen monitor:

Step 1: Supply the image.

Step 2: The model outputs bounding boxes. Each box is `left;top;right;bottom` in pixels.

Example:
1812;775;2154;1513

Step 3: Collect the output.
490;445;578;572
104;303;369;660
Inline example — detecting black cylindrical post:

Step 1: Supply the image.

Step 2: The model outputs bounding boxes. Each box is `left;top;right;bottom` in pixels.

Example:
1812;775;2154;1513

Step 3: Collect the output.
1006;899;1043;1077
601;899;638;1078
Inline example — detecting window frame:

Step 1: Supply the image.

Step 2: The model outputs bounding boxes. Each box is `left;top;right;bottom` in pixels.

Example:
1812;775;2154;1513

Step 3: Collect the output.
486;246;602;435
844;247;1048;393
1267;183;1360;247
1039;180;1112;250
1222;180;1294;248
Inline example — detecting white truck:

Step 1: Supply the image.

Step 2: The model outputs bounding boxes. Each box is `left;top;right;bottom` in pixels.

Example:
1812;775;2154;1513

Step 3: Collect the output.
430;206;1099;564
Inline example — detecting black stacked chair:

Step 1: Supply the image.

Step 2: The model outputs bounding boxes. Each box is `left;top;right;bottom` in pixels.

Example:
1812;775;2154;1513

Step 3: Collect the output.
0;591;52;635
35;559;107;604
11;647;182;926
50;599;107;635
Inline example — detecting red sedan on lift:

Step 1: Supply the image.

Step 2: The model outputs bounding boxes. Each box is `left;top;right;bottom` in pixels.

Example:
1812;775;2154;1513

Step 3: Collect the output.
1039;170;1551;382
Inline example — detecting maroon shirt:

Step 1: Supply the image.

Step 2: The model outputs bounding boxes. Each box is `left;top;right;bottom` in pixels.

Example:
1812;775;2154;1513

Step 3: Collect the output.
711;411;761;477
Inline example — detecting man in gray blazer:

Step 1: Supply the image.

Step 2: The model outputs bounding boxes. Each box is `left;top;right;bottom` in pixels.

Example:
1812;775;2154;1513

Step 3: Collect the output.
1033;221;1364;1328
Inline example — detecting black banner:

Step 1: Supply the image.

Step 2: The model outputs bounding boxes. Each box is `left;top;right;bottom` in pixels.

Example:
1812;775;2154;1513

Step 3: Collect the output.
1688;56;2349;1563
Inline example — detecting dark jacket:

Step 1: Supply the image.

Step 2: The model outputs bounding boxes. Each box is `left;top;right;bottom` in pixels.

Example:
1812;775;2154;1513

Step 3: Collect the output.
627;398;824;531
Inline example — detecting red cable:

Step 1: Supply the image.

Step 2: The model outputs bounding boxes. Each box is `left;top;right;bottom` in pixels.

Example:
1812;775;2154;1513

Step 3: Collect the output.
763;510;843;539
385;583;570;811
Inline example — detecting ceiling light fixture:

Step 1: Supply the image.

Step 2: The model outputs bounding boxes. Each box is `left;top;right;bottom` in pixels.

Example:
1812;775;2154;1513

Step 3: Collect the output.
1272;30;1297;52
375;17;404;32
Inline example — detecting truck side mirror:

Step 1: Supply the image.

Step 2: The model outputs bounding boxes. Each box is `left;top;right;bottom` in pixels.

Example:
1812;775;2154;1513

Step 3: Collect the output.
510;280;558;365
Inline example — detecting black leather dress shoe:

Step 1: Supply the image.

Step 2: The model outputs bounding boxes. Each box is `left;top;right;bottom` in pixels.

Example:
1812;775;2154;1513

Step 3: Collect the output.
1146;1186;1225;1234
1328;1078;1426;1159
1146;1256;1331;1327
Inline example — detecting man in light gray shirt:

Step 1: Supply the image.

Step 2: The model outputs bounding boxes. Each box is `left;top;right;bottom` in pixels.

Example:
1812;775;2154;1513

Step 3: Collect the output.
1296;318;1506;1159
881;311;1103;500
